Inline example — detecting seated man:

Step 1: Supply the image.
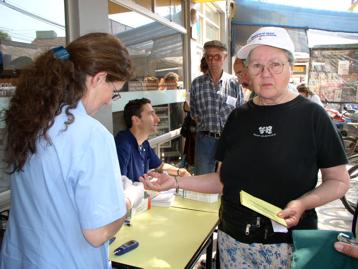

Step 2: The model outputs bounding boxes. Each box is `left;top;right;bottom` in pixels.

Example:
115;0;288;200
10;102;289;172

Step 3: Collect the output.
115;98;190;182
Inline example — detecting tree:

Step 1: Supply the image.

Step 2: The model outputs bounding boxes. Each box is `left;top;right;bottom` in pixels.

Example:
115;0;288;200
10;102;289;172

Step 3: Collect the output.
0;31;11;41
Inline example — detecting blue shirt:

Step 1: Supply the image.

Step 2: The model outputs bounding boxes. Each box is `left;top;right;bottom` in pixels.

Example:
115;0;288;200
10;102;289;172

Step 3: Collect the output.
190;72;243;133
0;101;126;269
114;129;162;182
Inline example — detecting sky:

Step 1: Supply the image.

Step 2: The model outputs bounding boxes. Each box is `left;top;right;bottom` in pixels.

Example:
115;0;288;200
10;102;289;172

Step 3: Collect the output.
0;0;65;43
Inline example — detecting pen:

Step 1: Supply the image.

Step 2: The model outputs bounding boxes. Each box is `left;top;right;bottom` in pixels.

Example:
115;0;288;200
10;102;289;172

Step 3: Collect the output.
109;237;116;244
124;219;131;226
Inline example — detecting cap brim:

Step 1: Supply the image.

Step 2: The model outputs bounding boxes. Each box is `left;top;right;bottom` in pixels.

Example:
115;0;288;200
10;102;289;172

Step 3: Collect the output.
237;44;260;59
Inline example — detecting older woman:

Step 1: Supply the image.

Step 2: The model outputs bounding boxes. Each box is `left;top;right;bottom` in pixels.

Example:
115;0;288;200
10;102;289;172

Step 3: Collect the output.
141;27;349;268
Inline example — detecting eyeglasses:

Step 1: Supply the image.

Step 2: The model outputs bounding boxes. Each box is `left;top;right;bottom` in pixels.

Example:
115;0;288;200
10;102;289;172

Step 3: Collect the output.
205;54;223;61
248;61;287;76
111;83;121;101
112;92;121;101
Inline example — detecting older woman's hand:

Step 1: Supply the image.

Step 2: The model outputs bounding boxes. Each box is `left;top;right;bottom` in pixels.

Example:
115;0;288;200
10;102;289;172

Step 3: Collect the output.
139;172;176;192
334;242;358;259
277;199;306;228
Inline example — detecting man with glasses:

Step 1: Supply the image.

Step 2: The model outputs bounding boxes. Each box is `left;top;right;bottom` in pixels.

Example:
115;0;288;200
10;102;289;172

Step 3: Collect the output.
190;40;243;175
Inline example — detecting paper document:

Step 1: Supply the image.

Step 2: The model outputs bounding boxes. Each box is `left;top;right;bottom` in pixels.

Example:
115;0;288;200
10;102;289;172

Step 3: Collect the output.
240;190;287;227
148;189;176;207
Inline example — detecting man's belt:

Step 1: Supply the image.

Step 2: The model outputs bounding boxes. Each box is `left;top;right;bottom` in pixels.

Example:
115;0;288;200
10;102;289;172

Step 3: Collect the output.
200;130;221;138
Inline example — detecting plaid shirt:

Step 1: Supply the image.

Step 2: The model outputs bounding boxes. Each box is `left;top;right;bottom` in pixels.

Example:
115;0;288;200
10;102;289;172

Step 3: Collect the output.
190;72;243;133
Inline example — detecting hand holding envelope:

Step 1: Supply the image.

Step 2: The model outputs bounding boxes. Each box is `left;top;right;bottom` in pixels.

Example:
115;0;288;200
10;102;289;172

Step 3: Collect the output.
240;190;287;227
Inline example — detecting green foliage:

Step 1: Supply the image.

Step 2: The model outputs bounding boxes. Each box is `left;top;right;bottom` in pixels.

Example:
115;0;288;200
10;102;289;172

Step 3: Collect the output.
0;31;11;41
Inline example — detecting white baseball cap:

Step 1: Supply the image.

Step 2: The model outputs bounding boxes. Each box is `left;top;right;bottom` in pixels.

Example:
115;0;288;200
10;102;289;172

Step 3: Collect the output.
237;27;295;59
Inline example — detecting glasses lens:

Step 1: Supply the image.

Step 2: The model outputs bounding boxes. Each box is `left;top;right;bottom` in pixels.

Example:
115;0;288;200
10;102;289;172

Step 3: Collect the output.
214;54;222;61
111;82;121;101
112;92;121;101
205;54;222;61
249;63;262;76
270;62;284;74
249;62;285;75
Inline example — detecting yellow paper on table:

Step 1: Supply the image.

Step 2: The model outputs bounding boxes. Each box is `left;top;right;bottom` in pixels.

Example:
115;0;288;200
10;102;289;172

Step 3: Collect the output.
240;190;287;227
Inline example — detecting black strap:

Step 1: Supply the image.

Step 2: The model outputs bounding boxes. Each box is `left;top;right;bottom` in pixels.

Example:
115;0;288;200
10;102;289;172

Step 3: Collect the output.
352;201;358;238
219;199;318;244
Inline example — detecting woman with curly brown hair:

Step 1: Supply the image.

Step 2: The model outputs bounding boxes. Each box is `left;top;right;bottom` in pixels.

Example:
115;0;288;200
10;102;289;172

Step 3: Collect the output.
0;33;133;269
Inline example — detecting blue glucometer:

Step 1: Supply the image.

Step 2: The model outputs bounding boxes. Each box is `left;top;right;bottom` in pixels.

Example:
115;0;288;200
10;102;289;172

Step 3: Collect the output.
113;240;139;256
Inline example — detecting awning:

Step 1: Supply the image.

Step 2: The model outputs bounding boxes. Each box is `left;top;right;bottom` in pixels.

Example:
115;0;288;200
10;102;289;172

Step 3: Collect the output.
232;0;358;55
233;0;358;33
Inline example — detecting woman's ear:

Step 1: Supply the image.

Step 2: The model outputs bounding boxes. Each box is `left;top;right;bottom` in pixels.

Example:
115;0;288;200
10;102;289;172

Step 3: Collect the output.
92;71;108;87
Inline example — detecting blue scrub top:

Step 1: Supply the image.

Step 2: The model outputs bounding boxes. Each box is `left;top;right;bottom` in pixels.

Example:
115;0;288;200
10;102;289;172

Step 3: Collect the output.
0;101;126;269
114;129;162;182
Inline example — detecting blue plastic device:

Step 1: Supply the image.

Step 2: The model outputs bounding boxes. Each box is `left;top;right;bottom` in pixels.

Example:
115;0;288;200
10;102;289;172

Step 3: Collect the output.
109;237;116;245
113;240;139;256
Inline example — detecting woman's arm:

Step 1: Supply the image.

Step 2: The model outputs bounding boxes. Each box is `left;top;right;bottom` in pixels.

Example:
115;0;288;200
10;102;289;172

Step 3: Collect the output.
141;171;223;194
279;164;349;228
83;215;126;247
299;164;349;209
177;172;223;194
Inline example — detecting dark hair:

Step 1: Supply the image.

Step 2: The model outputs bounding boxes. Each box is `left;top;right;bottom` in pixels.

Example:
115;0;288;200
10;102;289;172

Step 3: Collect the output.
4;32;133;172
297;83;315;96
200;56;208;74
123;98;151;128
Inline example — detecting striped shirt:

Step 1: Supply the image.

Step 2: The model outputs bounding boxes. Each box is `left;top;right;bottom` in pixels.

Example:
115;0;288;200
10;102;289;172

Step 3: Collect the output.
190;72;243;133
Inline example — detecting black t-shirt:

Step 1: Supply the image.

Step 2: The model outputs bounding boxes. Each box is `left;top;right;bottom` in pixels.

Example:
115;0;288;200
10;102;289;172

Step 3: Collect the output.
216;96;347;241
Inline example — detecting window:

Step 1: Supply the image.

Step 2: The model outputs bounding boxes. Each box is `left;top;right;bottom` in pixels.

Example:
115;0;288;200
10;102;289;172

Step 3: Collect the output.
108;2;184;92
191;2;221;44
205;4;219;25
155;0;183;26
0;0;66;75
134;0;152;10
206;22;220;41
109;1;185;162
0;0;66;192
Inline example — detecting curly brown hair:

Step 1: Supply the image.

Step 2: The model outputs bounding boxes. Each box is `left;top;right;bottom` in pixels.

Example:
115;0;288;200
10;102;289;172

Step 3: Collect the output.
200;56;208;74
4;32;133;172
297;83;315;97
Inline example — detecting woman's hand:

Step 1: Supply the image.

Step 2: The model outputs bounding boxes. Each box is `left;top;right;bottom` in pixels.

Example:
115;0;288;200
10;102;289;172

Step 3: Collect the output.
140;172;176;191
178;168;191;177
277;199;306;228
334;242;358;259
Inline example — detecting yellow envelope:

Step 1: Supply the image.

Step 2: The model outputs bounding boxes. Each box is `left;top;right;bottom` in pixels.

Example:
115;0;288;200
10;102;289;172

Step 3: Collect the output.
240;190;287;227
